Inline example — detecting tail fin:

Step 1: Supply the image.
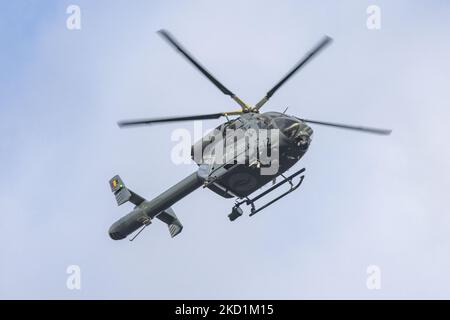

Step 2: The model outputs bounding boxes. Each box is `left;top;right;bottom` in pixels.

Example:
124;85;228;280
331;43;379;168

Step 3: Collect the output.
156;207;183;238
109;175;186;239
109;175;145;206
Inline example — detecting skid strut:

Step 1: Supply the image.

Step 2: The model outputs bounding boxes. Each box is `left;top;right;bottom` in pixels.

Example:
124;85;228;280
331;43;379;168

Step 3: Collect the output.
228;168;306;221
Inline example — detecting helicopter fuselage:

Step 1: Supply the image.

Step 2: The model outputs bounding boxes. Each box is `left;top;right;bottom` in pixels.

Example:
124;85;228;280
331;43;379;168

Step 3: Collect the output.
191;111;313;198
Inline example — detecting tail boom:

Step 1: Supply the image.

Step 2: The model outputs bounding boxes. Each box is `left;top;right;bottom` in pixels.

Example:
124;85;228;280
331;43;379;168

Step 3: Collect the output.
108;172;204;240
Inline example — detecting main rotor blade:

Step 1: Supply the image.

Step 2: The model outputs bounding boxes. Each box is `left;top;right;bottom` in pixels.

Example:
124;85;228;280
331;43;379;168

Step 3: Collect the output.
158;29;250;111
254;36;333;111
118;111;242;128
300;118;392;135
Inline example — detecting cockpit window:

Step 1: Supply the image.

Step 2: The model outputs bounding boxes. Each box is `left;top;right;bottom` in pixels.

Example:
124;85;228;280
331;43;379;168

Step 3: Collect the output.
272;116;310;142
273;117;300;129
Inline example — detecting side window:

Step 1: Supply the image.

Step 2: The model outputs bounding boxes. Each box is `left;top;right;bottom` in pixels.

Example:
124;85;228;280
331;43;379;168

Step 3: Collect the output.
256;115;270;129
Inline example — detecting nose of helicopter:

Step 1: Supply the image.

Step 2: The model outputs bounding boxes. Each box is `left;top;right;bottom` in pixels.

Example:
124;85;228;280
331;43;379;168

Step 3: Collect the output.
283;120;313;149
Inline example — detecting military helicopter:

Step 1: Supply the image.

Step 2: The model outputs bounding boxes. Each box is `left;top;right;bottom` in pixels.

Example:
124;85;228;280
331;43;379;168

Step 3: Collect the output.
108;29;391;241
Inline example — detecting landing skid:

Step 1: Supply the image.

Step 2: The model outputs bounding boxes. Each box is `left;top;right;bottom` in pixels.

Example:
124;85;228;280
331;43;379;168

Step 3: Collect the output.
228;168;306;221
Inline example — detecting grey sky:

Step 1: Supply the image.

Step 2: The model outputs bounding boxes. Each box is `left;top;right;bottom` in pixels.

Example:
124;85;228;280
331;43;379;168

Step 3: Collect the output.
1;1;450;299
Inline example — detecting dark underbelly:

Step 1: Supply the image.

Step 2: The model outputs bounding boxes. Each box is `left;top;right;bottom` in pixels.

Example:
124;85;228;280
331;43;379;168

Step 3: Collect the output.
208;157;300;198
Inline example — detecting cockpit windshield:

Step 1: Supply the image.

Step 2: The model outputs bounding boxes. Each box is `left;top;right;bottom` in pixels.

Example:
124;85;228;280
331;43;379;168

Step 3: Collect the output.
273;117;302;138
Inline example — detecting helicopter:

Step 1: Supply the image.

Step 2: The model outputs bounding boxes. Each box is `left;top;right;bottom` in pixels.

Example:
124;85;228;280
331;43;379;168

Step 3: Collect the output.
108;29;391;241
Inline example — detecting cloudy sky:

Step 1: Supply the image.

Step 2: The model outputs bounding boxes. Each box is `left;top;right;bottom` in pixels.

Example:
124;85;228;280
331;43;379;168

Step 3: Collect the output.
1;0;450;299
